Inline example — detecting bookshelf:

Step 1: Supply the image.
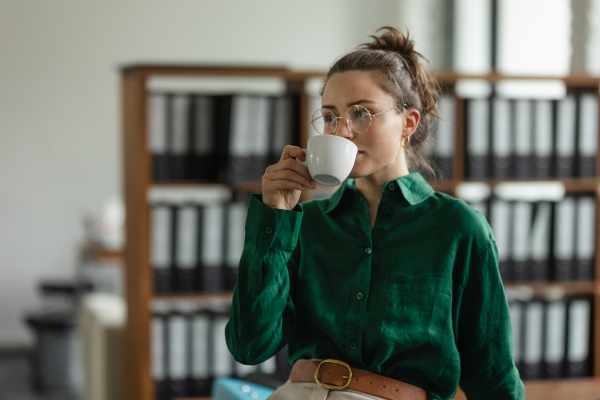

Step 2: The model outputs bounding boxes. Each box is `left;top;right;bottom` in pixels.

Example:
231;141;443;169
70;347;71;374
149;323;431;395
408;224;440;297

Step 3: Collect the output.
122;65;600;400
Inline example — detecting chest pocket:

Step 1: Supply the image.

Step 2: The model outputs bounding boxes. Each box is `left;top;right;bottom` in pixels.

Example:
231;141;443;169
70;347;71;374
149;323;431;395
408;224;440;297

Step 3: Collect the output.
379;274;452;347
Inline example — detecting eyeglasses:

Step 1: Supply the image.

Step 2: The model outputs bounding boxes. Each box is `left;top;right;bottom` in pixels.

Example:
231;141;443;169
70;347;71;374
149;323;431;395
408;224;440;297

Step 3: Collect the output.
311;104;406;135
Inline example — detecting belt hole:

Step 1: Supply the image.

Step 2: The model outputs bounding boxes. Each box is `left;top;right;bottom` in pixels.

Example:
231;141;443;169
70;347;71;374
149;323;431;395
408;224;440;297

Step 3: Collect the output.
328;372;330;374
383;386;386;388
369;382;372;384
396;389;398;392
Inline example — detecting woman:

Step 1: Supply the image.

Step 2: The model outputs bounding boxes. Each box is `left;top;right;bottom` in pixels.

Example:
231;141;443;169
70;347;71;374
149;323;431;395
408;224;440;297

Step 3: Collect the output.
225;27;525;400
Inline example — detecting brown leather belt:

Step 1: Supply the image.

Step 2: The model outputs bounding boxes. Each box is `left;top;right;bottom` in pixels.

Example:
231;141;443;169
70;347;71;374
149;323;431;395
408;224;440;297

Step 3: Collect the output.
289;359;431;400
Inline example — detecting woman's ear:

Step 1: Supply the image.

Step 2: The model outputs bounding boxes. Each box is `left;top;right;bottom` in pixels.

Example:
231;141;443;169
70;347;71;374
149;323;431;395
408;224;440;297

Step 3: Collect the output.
403;109;421;137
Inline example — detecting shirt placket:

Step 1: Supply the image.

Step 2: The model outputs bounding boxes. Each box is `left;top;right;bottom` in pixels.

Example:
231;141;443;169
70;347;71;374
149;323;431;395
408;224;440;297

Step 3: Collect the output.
344;195;373;356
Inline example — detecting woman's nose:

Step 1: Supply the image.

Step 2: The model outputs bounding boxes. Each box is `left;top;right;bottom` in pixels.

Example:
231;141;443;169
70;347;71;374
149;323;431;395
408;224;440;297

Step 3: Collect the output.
336;118;353;139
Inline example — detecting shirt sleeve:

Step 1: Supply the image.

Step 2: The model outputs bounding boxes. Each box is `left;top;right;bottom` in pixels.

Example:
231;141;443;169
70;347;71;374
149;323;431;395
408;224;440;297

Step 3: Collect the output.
456;236;525;400
225;194;302;365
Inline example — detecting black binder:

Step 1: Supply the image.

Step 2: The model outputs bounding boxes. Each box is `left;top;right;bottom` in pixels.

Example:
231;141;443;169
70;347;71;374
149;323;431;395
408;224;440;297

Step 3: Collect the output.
149;93;171;182
198;204;225;292
566;298;592;377
492;97;513;179
529;202;552;281
166;309;191;398
577;92;598;178
509;300;524;375
436;93;455;180
490;199;513;282
209;308;235;379
465;98;490;179
224;201;247;290
269;95;300;166
533;100;553;178
553;197;576;281
214;95;234;183
511;201;532;282
170;94;192;181
514;99;534;179
151;204;174;294
174;204;199;292
246;95;274;183
152;305;169;400
575;196;595;281
555;95;577;178
190;307;211;396
543;299;566;378
191;95;219;181
522;301;544;379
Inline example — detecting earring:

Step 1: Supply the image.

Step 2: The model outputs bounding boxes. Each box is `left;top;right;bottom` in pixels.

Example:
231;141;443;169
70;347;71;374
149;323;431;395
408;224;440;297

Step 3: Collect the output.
401;136;410;149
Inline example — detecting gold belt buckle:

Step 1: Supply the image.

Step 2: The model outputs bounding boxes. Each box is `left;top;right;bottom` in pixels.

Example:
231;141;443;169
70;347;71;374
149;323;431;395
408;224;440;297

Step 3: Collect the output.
314;359;353;390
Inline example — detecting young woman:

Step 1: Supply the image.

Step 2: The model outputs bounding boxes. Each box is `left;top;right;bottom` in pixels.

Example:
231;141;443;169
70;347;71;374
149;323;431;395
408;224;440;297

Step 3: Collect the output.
225;27;525;400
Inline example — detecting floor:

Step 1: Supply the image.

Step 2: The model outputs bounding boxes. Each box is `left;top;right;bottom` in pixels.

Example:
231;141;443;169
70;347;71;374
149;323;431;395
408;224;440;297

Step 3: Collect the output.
0;353;78;400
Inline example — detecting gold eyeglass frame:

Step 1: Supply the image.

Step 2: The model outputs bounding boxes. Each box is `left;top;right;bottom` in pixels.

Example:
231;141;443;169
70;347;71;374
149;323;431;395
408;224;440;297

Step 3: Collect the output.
311;103;408;135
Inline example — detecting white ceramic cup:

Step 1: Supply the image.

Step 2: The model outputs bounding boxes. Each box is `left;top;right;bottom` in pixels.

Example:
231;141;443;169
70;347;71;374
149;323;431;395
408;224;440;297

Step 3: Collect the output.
297;135;358;186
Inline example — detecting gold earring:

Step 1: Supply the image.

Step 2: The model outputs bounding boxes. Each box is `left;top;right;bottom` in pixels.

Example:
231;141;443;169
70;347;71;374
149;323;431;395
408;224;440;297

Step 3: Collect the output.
401;136;410;149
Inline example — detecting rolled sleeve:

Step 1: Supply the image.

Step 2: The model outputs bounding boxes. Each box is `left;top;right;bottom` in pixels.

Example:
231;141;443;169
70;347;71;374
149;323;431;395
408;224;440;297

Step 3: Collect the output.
457;238;525;400
225;194;303;365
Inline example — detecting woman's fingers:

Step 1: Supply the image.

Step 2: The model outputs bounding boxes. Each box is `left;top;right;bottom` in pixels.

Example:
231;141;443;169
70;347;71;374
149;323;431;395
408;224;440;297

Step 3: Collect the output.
266;170;316;190
265;179;312;192
268;158;313;183
280;145;305;162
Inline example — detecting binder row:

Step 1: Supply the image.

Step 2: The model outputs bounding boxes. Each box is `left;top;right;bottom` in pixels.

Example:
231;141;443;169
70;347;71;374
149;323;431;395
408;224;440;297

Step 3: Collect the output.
468;195;595;282
466;91;599;179
422;93;456;181
152;302;287;400
148;92;300;183
509;295;593;380
151;198;249;294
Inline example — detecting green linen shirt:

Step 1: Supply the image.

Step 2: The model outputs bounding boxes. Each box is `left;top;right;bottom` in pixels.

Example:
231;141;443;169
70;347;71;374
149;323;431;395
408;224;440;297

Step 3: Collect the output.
225;171;525;400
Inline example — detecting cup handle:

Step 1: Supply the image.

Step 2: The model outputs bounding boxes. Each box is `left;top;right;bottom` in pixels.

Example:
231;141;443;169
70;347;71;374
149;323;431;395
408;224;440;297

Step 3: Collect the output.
296;149;308;167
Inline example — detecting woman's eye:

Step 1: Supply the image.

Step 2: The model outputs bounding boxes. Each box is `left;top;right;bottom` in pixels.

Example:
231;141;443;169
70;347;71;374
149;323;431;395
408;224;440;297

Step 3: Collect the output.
356;109;370;119
324;114;336;124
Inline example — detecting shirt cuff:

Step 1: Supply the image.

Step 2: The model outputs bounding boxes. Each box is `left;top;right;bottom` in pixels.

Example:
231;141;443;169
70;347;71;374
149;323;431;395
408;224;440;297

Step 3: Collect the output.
245;194;303;250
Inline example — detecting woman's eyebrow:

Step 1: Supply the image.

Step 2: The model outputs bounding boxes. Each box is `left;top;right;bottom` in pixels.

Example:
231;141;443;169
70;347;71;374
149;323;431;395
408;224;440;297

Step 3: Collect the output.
321;99;377;110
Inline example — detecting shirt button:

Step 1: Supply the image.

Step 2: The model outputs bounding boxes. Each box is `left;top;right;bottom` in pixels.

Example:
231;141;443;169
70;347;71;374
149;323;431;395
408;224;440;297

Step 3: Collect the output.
356;292;364;300
350;341;357;349
365;248;371;255
382;205;390;212
389;183;396;191
265;227;273;234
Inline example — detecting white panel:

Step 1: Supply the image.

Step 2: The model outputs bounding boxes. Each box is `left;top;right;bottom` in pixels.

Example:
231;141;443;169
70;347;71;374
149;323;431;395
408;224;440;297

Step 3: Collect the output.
453;0;492;74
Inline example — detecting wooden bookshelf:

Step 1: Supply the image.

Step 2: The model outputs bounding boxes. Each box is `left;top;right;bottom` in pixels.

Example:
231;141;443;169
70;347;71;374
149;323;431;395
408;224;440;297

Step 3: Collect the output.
122;66;600;400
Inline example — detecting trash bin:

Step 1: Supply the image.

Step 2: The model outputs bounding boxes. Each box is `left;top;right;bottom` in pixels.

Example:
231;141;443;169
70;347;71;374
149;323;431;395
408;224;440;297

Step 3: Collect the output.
25;308;81;394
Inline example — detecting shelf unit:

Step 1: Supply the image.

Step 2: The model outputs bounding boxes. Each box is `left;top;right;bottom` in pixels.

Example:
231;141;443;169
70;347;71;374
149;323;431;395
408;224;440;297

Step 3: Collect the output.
122;65;600;400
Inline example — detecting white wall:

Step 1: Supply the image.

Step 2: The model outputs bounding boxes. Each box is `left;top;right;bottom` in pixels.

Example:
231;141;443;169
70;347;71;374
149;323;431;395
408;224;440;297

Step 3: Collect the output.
0;0;400;347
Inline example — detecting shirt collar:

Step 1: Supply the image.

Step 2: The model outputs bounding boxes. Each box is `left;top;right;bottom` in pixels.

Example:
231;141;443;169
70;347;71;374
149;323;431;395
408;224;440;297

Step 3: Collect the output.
325;171;434;213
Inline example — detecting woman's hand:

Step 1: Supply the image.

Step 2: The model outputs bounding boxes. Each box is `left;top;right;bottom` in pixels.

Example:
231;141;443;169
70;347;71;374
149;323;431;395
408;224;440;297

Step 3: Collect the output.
262;145;317;210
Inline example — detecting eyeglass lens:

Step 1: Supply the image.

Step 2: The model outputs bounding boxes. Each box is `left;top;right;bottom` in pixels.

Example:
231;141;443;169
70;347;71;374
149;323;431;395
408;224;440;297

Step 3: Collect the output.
311;105;372;135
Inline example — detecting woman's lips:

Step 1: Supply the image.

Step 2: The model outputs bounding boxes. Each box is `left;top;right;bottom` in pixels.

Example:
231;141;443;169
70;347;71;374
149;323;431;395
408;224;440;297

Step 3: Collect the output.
357;151;364;157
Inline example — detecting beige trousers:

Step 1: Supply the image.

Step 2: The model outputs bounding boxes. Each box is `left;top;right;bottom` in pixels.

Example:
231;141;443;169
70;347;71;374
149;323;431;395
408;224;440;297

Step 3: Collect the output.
266;379;390;400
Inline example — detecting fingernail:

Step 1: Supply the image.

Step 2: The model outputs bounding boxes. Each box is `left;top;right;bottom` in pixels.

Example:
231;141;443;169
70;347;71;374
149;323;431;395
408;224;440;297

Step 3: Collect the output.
311;183;318;189
303;186;310;191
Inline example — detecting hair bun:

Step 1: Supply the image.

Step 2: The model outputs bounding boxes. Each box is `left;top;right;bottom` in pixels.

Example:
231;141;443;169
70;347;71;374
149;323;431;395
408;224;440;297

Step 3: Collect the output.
361;26;422;62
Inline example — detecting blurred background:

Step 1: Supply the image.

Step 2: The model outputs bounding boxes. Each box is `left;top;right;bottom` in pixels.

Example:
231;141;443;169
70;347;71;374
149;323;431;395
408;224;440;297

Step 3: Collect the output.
1;0;600;399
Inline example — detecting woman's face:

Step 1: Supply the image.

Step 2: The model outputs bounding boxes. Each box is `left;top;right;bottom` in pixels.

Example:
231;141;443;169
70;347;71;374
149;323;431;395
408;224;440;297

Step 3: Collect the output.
321;70;416;180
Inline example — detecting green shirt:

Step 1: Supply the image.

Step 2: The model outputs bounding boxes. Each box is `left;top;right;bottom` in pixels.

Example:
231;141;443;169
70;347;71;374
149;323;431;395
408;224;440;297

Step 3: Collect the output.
225;171;525;400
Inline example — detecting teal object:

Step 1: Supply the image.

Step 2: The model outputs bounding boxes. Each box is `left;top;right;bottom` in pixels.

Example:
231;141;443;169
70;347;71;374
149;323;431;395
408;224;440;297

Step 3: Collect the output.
212;377;275;400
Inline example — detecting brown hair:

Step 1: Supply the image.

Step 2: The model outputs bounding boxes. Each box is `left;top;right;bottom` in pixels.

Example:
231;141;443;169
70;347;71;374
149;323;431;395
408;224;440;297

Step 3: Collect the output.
321;26;441;179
